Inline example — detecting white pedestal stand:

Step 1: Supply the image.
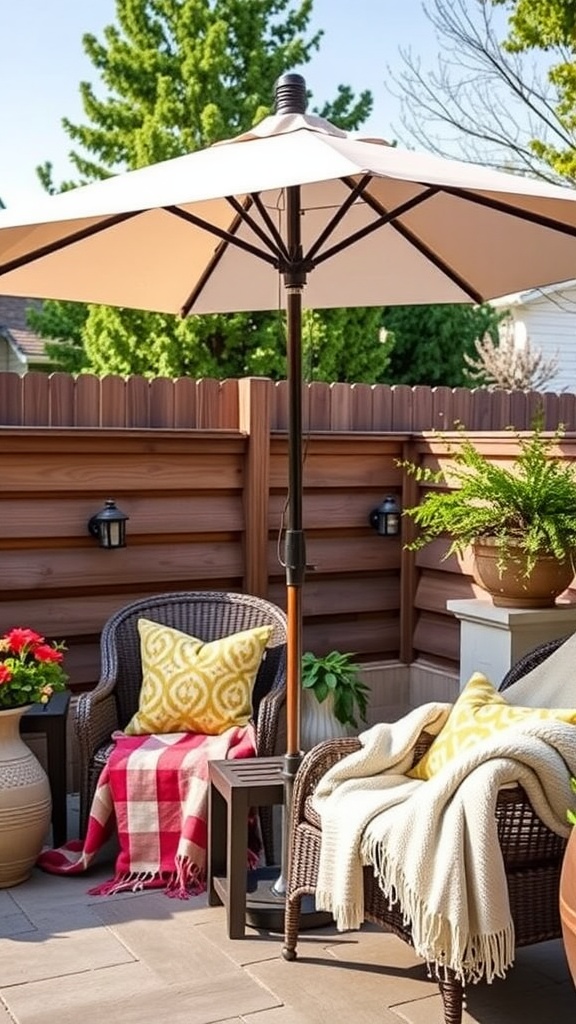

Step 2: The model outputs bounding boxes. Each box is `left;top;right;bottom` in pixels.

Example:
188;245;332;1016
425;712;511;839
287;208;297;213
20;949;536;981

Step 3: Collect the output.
446;599;576;689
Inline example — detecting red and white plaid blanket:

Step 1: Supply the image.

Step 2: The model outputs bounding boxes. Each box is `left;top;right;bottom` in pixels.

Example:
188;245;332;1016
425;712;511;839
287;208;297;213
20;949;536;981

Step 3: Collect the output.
37;725;259;897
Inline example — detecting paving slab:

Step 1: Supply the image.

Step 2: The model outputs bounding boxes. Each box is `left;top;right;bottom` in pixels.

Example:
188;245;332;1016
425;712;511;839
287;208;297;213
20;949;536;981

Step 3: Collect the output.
3;961;175;1024
198;920;287;966
0;794;573;1024
0;913;37;939
0;905;135;986
94;893;248;984
0;1000;16;1023
247;939;412;1024
4;962;281;1024
392;980;576;1024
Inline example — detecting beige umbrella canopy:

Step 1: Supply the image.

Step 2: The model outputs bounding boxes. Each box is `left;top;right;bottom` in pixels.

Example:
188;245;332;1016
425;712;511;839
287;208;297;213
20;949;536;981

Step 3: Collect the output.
2;73;576;902
2;98;576;313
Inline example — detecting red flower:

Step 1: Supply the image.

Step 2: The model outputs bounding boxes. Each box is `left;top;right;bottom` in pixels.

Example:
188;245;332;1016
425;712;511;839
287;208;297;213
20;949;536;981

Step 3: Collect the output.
0;665;13;684
5;627;44;653
34;645;64;664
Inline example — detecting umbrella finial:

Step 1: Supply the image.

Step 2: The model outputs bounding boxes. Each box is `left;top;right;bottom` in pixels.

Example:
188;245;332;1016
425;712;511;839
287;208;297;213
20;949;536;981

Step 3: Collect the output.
274;73;307;115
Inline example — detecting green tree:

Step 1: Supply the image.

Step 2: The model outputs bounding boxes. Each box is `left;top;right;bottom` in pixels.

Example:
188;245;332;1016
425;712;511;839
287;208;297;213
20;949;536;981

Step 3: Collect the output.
33;0;375;381
379;304;503;387
493;0;576;180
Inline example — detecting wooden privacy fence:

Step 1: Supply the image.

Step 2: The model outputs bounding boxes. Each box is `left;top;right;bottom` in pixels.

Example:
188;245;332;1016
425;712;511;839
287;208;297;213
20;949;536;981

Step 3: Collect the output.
3;371;576;431
0;371;575;691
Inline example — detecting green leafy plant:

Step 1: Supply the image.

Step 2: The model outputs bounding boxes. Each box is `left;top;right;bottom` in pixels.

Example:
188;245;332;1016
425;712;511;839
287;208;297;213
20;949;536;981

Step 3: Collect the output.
301;650;369;728
0;628;68;710
400;421;576;578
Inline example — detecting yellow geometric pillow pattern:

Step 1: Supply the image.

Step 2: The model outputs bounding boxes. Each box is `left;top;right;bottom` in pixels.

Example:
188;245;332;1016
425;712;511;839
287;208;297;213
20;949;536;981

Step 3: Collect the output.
408;671;576;781
124;618;273;736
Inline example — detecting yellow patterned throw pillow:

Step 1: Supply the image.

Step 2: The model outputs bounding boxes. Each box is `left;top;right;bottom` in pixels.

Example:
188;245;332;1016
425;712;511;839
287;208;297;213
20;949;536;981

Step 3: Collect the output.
408;671;576;781
124;618;273;736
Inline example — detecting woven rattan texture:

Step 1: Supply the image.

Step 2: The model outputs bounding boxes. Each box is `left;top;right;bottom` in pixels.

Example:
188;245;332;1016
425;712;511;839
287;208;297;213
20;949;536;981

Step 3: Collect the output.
284;635;570;1024
74;591;287;862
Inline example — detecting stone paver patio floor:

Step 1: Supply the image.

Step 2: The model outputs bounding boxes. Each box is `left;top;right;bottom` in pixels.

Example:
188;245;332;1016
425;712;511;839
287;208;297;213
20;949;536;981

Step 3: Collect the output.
0;798;574;1024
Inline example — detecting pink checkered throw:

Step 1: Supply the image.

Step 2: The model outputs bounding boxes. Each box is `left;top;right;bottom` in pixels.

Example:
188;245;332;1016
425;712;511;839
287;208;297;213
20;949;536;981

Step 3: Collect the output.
37;725;259;897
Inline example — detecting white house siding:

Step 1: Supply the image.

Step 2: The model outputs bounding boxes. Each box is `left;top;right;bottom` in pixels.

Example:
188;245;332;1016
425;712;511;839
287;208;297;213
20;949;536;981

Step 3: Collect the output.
493;282;576;393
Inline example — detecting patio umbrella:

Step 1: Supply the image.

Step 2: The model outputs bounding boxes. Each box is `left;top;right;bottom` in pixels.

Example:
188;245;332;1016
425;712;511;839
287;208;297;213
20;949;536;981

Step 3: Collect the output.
3;71;576;904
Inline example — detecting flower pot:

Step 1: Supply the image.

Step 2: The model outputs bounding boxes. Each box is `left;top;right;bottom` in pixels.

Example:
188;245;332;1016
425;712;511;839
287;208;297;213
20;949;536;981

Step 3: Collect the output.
560;827;576;987
300;690;355;752
472;537;575;608
0;706;51;887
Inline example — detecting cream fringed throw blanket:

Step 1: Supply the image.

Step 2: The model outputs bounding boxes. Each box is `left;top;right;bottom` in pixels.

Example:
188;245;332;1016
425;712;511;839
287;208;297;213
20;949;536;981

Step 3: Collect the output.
313;704;576;984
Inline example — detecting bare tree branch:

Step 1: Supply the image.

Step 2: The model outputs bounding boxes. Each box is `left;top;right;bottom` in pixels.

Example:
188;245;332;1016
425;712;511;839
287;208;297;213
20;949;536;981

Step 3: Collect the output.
388;0;576;184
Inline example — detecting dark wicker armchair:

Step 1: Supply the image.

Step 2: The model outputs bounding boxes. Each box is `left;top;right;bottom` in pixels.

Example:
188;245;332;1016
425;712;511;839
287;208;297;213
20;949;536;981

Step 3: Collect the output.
74;590;287;862
283;635;569;1024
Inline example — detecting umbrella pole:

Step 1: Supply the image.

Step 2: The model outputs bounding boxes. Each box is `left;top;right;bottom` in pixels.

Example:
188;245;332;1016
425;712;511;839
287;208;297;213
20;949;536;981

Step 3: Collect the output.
272;184;306;897
246;79;331;930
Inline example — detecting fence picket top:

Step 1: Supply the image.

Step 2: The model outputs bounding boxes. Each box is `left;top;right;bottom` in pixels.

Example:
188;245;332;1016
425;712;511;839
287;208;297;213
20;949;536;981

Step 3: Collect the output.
22;372;50;427
0;372;573;433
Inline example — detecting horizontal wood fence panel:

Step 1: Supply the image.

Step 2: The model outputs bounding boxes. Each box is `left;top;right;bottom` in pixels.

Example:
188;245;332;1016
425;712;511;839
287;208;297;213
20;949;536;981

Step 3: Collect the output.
0;494;243;539
0;452;243;493
0;542;243;591
415;571;483;612
413;611;460;664
303;615;400;659
269;574;399;617
269;490;400;530
61;641;102;689
415;539;473;576
1;374;576;688
268;537;401;576
0;592;176;636
0;428;244;454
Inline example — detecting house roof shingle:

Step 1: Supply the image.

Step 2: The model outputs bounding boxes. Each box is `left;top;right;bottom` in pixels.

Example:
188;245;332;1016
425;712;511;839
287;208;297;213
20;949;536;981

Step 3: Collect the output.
0;295;49;361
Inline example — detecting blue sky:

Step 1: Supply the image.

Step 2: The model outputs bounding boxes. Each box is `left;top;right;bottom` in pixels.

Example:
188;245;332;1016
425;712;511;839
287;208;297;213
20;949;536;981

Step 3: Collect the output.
1;0;446;206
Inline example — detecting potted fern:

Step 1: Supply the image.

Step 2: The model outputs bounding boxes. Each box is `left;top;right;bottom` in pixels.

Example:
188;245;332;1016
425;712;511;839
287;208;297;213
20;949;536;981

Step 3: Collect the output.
401;421;576;607
300;650;369;750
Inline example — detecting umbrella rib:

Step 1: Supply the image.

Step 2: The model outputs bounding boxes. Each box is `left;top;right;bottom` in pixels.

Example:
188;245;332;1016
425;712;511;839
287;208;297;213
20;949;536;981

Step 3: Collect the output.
442;184;576;238
166;205;278;266
226;195;290;262
311;187;439;266
336;180;484;303
0;211;140;276
305;174;374;262
169;203;280;317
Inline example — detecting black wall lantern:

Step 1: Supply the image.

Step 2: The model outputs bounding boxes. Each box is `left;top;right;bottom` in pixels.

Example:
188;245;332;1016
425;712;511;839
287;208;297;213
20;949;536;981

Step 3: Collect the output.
369;495;401;537
88;499;129;549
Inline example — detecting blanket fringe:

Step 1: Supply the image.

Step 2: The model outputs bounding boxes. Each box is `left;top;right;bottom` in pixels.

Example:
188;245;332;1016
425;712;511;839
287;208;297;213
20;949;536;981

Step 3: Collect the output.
363;835;515;984
88;859;207;899
165;855;206;900
315;888;363;932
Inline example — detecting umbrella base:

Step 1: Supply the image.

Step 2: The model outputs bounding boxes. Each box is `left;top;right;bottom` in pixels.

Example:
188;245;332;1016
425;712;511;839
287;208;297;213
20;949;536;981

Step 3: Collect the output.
245;865;332;933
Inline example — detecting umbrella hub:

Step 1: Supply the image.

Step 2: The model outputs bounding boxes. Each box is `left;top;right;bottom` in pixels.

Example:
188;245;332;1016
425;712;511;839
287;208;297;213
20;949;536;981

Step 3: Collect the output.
274;72;307;115
280;253;314;291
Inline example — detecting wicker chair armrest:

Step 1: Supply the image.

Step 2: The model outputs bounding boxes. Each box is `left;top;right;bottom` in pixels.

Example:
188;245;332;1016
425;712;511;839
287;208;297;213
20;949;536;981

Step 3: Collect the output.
290;725;437;825
499;635;568;690
291;738;362;823
74;688;120;768
495;783;567;866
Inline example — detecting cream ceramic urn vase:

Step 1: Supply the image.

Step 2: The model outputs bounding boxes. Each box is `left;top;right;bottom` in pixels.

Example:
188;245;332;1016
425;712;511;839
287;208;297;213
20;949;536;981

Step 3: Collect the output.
0;706;51;887
300;690;354;752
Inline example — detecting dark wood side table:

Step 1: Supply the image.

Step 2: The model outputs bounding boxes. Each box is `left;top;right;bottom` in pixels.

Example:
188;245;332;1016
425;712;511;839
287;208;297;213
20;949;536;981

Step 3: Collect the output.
208;756;284;938
21;691;71;846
